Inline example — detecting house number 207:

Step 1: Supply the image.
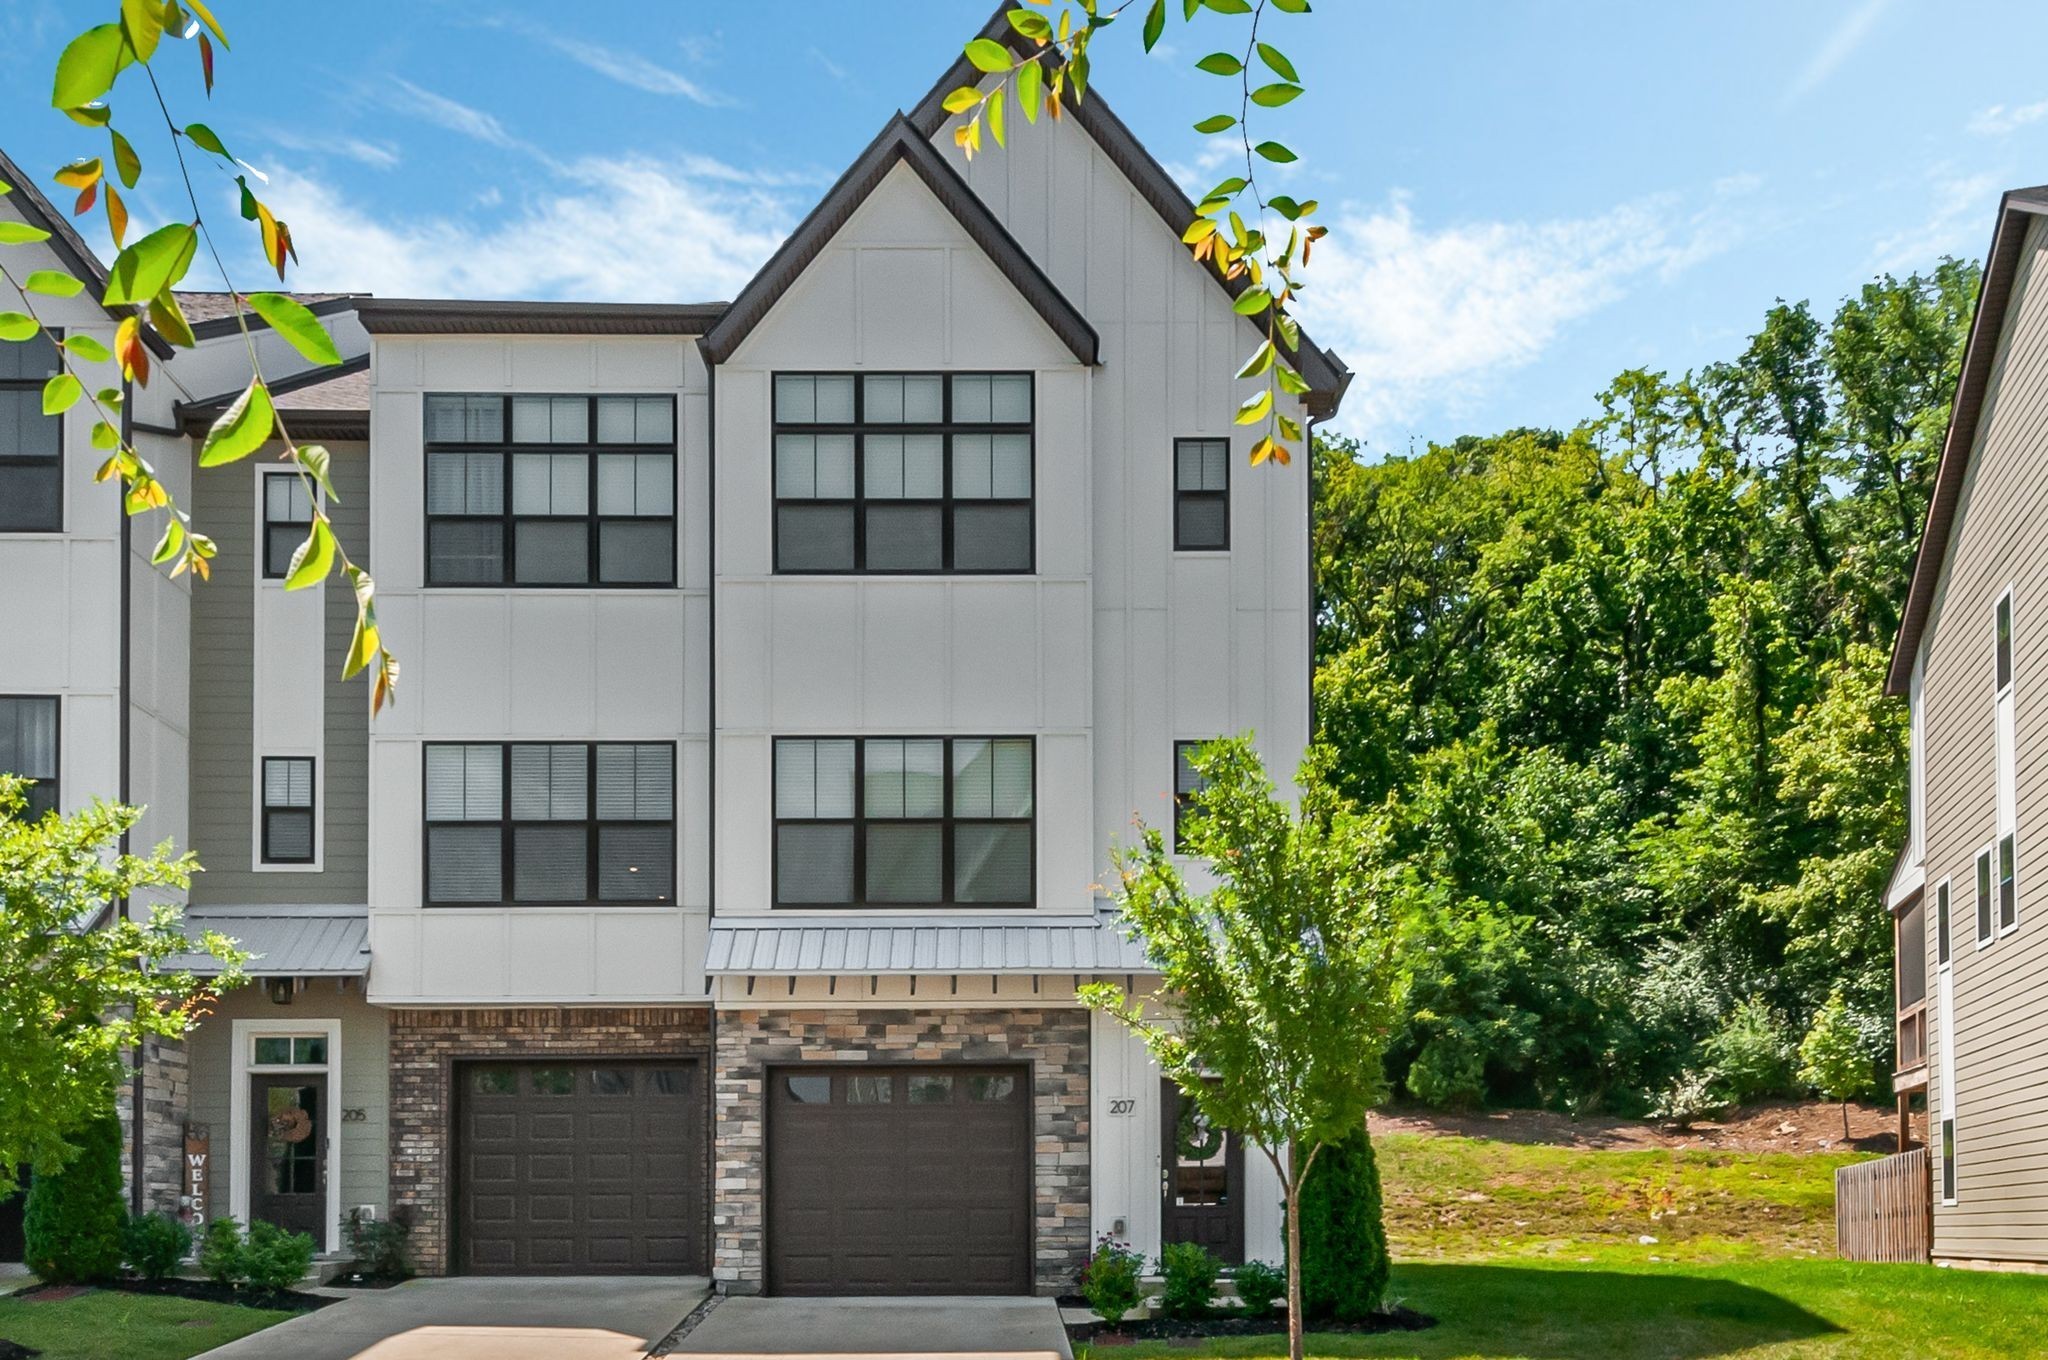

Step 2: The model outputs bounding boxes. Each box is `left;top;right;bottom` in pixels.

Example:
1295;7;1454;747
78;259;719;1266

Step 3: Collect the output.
1108;1098;1137;1116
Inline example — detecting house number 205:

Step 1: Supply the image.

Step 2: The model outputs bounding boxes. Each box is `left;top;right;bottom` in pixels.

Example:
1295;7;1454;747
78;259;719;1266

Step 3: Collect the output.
1108;1098;1137;1116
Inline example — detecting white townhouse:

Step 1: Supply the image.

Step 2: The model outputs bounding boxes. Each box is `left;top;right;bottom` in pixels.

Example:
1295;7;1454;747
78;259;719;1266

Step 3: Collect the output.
0;9;1349;1295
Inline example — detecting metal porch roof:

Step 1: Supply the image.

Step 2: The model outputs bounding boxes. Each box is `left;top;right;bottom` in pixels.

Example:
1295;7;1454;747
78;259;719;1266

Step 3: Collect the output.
164;903;370;977
704;913;1157;976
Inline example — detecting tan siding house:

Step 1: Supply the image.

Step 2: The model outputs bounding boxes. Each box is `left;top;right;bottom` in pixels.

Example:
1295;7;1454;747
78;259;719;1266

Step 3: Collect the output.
1890;188;2048;1268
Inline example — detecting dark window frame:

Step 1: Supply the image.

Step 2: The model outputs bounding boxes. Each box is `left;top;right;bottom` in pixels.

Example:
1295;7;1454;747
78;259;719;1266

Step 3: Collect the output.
0;694;59;819
0;328;64;534
1975;846;1994;946
770;371;1036;576
1173;740;1215;853
1995;590;2013;695
422;393;679;589
262;471;315;579
1941;1117;1957;1202
1936;877;1951;967
1172;437;1230;552
260;755;317;864
770;735;1036;910
1998;831;2017;933
420;741;677;906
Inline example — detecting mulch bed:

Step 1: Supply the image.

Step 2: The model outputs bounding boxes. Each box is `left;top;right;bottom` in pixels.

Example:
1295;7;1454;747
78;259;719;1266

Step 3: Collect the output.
1070;1305;1435;1345
11;1278;335;1313
324;1271;411;1291
0;1340;42;1360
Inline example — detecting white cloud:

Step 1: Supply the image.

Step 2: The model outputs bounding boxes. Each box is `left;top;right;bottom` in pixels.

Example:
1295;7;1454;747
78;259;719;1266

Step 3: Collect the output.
1296;187;1746;439
268;129;401;169
1869;170;2000;273
385;77;528;152
491;17;729;106
1968;100;2048;137
252;155;790;303
1786;0;1891;103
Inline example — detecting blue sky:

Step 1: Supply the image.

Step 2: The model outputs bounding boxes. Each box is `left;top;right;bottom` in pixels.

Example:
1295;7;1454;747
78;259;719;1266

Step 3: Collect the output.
6;0;2048;452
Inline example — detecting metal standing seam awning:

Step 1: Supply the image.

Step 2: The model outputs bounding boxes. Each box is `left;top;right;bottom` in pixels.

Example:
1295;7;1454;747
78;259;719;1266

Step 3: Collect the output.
162;903;370;977
703;912;1158;983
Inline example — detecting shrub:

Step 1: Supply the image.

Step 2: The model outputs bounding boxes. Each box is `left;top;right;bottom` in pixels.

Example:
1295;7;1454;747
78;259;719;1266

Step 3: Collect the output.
1079;1236;1145;1327
22;1113;127;1284
1798;990;1875;1138
241;1219;317;1291
1232;1259;1286;1318
199;1217;246;1285
1298;1128;1390;1321
1705;996;1795;1105
1649;1069;1720;1130
1157;1240;1220;1320
123;1210;193;1280
343;1207;414;1279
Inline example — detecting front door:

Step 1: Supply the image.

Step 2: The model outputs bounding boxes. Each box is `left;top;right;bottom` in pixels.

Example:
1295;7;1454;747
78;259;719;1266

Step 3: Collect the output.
250;1074;326;1240
1160;1080;1244;1264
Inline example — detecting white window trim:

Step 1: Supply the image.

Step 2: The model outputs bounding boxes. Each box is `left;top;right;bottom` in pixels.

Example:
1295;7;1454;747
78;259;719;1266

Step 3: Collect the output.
251;464;327;874
252;753;324;873
228;1016;342;1256
1936;877;1953;973
1995;587;2017;937
1940;1116;1959;1207
1975;843;1996;951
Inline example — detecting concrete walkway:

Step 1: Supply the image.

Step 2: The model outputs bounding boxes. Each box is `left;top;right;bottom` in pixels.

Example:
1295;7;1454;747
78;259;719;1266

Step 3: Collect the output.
196;1275;710;1360
666;1296;1072;1360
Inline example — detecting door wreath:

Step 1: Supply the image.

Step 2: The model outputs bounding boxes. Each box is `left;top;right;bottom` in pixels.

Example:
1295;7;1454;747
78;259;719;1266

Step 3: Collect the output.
268;1106;313;1144
1175;1101;1223;1161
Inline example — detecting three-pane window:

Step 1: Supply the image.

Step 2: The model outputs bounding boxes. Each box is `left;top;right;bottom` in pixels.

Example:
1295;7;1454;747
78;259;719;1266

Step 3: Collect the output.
773;373;1034;573
423;742;675;904
0;331;62;533
424;394;676;587
1174;439;1229;551
773;736;1033;907
0;696;59;818
263;473;314;579
261;757;316;863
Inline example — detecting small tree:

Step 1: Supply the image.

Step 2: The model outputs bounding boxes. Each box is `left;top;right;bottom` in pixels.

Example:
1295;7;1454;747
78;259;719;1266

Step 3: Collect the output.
1798;990;1871;1140
1083;739;1407;1360
23;1113;126;1283
0;778;244;1190
1298;1128;1390;1321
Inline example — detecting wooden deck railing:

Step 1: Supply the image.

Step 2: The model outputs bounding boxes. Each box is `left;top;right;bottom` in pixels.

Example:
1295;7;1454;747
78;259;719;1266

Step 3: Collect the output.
1836;1147;1931;1263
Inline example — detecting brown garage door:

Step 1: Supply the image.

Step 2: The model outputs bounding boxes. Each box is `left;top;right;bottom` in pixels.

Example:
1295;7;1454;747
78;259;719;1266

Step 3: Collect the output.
457;1061;702;1275
767;1064;1032;1295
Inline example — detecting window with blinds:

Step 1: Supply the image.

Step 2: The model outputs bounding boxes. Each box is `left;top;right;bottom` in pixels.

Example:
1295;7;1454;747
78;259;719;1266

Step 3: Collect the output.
261;757;316;863
423;393;677;587
1172;740;1214;852
772;736;1033;908
1173;439;1229;551
263;472;315;579
1;331;63;533
423;742;675;905
772;373;1034;574
0;696;58;819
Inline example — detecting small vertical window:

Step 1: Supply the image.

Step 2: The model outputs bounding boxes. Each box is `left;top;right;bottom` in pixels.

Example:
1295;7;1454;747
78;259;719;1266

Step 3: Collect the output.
1998;832;2016;932
1936;879;1951;966
1173;741;1212;852
1976;848;1994;945
0;696;59;819
1941;1118;1957;1202
1174;439;1230;551
262;473;315;579
261;757;316;863
0;331;63;533
1995;593;2013;693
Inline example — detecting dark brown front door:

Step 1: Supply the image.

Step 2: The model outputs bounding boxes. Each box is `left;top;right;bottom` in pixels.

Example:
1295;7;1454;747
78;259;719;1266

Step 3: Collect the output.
767;1064;1032;1296
1161;1080;1244;1264
250;1075;327;1241
456;1061;703;1276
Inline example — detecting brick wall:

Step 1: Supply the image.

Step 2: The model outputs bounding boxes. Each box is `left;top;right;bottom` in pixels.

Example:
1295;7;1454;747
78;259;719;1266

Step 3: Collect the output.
712;1007;1090;1295
386;1006;712;1275
116;1037;189;1216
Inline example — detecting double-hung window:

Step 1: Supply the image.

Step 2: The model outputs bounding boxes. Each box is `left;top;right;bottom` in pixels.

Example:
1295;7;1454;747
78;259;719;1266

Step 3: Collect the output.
773;736;1033;907
1992;589;2019;936
0;696;58;818
261;757;316;863
1976;847;1995;946
423;742;674;905
772;373;1034;573
0;331;62;533
262;472;314;578
1173;439;1230;551
1173;740;1213;852
424;394;676;586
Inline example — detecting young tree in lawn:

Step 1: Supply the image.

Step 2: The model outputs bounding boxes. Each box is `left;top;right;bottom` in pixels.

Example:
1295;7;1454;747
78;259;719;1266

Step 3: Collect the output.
0;777;245;1190
1082;738;1407;1360
1797;989;1873;1141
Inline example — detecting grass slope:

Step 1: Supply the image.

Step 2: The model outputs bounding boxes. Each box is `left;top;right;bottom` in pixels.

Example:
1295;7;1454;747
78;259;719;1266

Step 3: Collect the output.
0;1289;292;1360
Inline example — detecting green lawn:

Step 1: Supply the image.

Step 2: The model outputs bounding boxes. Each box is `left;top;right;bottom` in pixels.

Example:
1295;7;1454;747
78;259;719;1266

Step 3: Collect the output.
0;1288;294;1360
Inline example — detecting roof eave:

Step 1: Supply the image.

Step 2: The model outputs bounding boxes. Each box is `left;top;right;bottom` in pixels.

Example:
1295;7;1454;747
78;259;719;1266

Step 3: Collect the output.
354;298;728;336
0;146;175;359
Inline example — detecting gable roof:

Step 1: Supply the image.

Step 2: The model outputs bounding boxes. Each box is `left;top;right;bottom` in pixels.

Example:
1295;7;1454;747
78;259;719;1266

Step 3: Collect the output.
1886;185;2048;695
0;146;173;359
177;353;370;440
699;113;1099;367
356;297;725;335
907;8;1350;418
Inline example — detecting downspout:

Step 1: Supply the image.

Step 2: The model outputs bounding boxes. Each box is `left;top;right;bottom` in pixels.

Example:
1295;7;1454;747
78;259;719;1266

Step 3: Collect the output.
121;377;144;1216
702;350;719;1281
1305;411;1321;755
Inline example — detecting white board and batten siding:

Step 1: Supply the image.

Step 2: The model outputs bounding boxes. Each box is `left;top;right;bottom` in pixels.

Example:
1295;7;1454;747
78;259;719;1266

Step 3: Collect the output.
364;335;711;1003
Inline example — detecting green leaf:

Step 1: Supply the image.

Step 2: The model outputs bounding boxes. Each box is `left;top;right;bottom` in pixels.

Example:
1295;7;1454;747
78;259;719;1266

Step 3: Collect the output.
64;103;113;128
1270;0;1311;12
1143;0;1166;51
64;334;113;363
24;270;85;298
297;444;340;503
1254;140;1299;163
1206;176;1249;199
247;292;344;365
236;175;259;221
110;131;141;189
104;222;197;305
183;0;228;47
942;85;981;115
965;38;1012;74
1233;287;1273;316
987;87;1007;148
152;518;184;565
1193;114;1236;134
0;312;40;342
184;122;228;158
120;0;164;63
52;24;126;109
149;290;197;349
0;221;53;245
1194;52;1243;76
1276;363;1311;396
285;517;335;590
1018;58;1043;122
198;378;275;467
92;419;120;449
1235;388;1273;425
1251;82;1303;107
1203;0;1254;12
1236;342;1277;379
1007;8;1052;40
1256;42;1299;81
43;373;84;416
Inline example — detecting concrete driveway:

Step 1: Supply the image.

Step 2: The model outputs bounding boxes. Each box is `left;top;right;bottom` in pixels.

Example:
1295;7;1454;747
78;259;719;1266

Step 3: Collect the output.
196;1275;710;1360
664;1296;1071;1360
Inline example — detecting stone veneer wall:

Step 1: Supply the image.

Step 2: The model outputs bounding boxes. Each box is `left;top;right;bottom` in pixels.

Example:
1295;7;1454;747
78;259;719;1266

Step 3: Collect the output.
387;1007;713;1275
712;1007;1090;1295
117;1038;189;1216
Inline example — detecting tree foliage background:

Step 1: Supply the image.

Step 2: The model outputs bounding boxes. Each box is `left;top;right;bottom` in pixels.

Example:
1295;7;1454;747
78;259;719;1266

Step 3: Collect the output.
1312;259;1976;1114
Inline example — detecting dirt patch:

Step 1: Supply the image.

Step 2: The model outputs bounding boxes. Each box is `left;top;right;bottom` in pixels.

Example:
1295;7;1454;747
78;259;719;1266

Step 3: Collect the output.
1369;1099;1902;1154
6;1286;88;1304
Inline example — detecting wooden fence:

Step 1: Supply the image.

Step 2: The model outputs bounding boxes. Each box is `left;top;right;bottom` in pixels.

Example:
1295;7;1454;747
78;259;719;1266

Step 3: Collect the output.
1836;1147;1931;1262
